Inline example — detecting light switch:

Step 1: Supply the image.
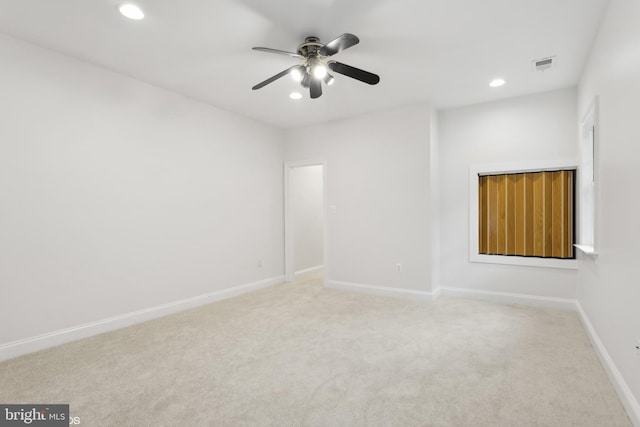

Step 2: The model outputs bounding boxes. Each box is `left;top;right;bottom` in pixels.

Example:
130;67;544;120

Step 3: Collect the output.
329;205;337;215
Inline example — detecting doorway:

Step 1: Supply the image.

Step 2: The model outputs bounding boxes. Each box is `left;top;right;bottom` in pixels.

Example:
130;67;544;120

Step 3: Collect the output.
284;160;327;285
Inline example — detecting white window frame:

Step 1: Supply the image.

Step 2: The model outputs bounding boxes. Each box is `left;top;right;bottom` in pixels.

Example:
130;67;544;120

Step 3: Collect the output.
469;160;578;270
575;97;598;255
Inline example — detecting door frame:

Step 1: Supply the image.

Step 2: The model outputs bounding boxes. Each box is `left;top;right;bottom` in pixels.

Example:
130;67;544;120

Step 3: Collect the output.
284;159;328;286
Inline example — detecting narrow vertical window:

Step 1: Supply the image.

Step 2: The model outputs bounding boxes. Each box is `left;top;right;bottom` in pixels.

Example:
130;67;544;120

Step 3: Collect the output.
576;98;598;255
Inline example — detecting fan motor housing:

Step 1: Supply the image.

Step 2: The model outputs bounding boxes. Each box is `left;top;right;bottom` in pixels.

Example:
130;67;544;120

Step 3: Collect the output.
297;36;323;57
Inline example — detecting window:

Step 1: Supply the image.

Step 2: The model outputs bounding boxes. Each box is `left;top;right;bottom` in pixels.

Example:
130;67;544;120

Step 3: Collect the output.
469;161;578;269
478;170;575;259
576;98;598;255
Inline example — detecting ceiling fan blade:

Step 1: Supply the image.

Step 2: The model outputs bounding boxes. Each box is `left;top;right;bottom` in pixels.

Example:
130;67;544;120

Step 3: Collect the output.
252;65;299;90
318;33;359;56
310;78;322;99
252;47;304;59
328;61;380;85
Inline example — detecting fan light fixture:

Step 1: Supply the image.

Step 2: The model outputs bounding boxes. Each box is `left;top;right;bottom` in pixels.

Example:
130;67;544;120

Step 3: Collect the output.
313;64;328;79
290;68;303;82
489;78;506;87
252;34;380;99
324;74;335;86
119;3;144;20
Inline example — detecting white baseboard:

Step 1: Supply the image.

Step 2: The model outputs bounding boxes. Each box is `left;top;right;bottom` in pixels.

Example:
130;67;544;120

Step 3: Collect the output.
575;302;640;426
294;265;324;276
0;275;284;362
439;286;576;310
327;280;438;302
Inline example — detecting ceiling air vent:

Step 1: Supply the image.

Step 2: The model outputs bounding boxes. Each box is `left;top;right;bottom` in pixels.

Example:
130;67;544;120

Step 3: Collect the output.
532;56;556;72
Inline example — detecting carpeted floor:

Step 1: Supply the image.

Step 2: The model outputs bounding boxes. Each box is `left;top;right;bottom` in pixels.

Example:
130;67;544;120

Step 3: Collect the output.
0;272;632;426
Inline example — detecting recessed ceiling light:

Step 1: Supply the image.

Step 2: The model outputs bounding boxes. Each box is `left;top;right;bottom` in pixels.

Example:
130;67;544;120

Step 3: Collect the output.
489;78;506;87
289;92;302;100
119;3;145;20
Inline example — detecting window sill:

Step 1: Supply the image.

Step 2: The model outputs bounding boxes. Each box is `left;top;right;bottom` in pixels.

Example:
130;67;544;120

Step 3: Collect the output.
470;253;578;270
574;244;597;255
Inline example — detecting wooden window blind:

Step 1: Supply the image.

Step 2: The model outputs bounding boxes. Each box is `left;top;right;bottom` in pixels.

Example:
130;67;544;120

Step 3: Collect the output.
478;170;575;258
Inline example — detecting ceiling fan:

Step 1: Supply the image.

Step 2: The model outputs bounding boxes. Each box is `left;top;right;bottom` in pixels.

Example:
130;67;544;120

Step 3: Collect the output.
251;33;380;99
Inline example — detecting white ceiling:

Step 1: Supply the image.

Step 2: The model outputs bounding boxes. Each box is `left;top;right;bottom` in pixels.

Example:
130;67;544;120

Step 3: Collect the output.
0;0;609;129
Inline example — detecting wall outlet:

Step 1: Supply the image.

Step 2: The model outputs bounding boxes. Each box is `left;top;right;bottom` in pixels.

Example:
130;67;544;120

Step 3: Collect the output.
395;263;403;272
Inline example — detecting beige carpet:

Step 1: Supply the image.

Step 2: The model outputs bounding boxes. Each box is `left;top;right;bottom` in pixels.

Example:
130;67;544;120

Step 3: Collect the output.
0;272;631;426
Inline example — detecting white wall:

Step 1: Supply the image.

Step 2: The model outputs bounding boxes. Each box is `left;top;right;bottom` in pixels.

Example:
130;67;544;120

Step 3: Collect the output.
291;165;324;273
0;34;284;346
284;105;434;292
577;0;640;418
438;88;578;299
